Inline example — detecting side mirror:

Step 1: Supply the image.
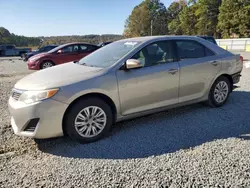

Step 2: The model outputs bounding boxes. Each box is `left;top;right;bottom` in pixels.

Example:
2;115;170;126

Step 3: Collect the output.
57;49;62;54
125;59;143;70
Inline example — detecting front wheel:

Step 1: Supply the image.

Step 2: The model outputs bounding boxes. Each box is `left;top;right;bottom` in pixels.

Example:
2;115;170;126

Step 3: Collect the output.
40;61;54;69
207;76;231;107
64;97;113;143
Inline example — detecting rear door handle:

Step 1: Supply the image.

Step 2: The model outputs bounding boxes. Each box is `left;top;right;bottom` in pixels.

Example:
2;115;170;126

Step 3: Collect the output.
168;69;178;75
210;61;218;66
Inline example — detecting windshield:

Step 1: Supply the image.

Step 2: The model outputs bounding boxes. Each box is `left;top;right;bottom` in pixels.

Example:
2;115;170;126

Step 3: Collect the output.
38;47;45;52
78;41;141;68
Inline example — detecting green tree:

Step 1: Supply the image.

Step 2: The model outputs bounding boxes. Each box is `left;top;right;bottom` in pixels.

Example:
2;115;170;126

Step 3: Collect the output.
0;27;11;44
179;4;197;35
124;0;168;37
195;0;221;37
217;0;250;38
0;26;123;47
167;0;187;35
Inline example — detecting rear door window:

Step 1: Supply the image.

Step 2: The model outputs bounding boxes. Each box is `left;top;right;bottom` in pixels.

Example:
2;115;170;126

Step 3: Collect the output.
79;44;97;52
176;40;215;60
79;44;88;52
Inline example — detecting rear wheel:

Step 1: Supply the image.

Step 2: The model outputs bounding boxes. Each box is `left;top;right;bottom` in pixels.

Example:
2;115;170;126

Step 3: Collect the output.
21;53;26;61
207;76;231;107
64;97;113;143
40;61;54;69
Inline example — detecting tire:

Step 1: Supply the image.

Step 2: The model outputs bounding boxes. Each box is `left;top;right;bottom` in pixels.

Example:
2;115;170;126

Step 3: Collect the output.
40;61;54;69
207;76;231;107
21;54;26;61
64;97;113;143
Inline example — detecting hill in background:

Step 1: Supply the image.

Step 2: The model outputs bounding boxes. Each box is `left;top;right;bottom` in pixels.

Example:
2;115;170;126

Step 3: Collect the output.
0;27;123;47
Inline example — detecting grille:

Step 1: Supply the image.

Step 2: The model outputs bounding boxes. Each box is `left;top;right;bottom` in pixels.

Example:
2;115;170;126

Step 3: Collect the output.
23;118;39;132
11;90;22;100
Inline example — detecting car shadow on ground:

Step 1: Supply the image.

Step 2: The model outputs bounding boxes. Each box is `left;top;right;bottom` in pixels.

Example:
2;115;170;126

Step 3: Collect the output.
37;91;250;159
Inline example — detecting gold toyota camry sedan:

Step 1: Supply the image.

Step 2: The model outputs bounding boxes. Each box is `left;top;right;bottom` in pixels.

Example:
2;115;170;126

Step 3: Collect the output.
8;36;243;143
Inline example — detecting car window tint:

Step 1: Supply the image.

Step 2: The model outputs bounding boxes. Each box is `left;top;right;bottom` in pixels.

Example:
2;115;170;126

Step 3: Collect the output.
6;45;14;49
206;38;216;44
80;45;97;52
61;45;78;53
80;45;87;52
72;45;79;52
205;48;215;57
176;40;205;60
87;45;97;51
39;47;45;52
45;46;54;51
132;41;174;67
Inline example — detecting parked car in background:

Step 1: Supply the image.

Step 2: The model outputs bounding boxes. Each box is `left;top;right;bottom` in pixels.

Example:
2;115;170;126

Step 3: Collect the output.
9;36;243;143
27;42;99;70
196;36;217;45
22;45;58;61
0;44;31;56
98;41;112;47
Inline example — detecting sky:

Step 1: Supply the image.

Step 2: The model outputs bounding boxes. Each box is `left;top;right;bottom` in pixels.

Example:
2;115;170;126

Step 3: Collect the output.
0;0;173;37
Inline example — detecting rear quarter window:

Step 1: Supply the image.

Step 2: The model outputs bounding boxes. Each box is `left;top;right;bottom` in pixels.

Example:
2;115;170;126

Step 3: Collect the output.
207;38;217;44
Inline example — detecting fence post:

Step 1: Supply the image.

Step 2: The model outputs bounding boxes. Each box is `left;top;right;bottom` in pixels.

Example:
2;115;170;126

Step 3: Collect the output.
245;40;247;51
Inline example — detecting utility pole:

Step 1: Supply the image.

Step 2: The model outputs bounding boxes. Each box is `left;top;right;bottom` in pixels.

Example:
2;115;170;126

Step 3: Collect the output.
151;20;153;36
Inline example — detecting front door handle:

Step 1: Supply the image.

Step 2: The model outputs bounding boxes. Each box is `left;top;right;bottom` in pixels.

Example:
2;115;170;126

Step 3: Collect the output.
211;61;218;66
168;69;178;75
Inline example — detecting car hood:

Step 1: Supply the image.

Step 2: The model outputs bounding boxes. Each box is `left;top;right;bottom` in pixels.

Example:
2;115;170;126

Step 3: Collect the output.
15;62;103;90
30;52;48;59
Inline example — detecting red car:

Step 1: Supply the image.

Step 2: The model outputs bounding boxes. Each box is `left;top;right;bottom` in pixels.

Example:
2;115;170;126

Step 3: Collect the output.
27;42;99;70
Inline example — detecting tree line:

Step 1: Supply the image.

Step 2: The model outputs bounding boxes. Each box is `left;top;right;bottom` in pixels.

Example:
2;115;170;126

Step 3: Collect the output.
0;27;41;47
124;0;250;38
1;0;249;47
0;27;123;47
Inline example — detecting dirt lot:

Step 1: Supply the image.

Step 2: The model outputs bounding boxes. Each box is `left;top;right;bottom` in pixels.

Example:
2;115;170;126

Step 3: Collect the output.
1;57;250;187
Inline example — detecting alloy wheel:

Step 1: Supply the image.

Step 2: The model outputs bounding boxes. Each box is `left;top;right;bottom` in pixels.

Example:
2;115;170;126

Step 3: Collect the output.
74;106;107;138
42;62;53;69
213;81;229;103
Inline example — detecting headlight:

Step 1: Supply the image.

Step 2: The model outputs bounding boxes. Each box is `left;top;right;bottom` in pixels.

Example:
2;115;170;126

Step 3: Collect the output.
19;89;59;104
29;56;41;62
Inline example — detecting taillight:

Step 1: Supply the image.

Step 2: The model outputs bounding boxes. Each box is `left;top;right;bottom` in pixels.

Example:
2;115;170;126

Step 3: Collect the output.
240;56;244;63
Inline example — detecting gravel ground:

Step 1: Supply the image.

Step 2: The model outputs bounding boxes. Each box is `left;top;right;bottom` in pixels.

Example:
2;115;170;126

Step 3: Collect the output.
0;57;34;77
1;58;250;187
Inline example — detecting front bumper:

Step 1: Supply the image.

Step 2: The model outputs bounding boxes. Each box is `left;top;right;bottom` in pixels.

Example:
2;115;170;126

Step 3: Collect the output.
27;60;40;70
8;97;68;139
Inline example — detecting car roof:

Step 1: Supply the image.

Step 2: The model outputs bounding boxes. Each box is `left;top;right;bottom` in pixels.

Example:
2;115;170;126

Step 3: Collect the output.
66;42;96;46
118;35;211;43
46;44;58;46
56;42;98;49
195;35;215;39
